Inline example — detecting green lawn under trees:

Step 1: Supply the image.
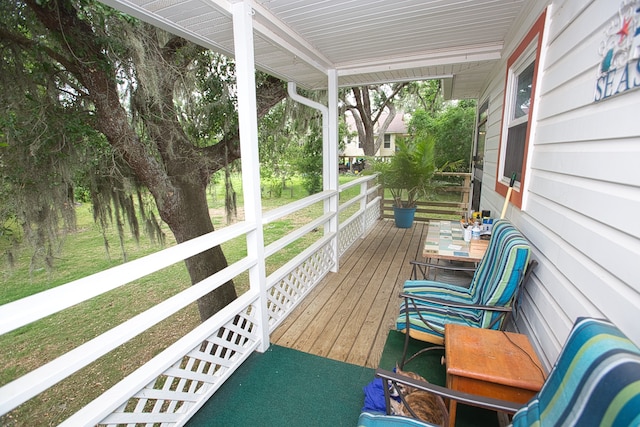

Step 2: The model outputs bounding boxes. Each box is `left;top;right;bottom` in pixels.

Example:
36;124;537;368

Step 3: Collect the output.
0;174;361;426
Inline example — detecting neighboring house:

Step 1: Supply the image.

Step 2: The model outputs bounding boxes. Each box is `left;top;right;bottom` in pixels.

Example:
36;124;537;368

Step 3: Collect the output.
340;111;408;171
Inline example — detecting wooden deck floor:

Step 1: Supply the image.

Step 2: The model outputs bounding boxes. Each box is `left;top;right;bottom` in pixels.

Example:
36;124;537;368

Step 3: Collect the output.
271;219;431;368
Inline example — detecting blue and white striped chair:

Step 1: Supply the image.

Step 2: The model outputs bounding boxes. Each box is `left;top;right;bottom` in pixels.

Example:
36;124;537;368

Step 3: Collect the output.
396;220;534;356
363;317;640;427
510;317;640;426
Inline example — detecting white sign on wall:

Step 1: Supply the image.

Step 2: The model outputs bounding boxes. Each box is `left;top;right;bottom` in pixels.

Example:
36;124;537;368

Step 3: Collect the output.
595;0;640;101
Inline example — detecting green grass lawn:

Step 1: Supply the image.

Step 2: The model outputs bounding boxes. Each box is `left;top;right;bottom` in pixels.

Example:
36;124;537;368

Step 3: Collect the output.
0;174;363;426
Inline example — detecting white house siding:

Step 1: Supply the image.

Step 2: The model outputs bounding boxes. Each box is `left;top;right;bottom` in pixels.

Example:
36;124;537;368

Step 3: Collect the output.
341;134;399;159
478;0;640;369
341;112;407;160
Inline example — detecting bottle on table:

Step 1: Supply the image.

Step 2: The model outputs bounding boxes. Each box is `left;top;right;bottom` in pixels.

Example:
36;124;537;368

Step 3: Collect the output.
471;222;481;240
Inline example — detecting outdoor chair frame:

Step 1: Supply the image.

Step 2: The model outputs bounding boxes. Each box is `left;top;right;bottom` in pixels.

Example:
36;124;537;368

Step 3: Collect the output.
396;220;536;368
360;317;640;427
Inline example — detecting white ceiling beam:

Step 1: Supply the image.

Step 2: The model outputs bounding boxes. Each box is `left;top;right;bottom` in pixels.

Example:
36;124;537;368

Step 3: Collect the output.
251;2;333;74
337;43;503;77
337;74;454;89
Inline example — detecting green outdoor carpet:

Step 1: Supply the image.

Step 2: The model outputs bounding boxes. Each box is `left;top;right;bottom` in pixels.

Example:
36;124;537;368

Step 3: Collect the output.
188;331;499;427
378;330;446;384
379;330;499;427
186;344;374;427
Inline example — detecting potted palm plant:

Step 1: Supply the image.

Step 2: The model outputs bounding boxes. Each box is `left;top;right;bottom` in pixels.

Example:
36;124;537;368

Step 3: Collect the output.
374;135;436;228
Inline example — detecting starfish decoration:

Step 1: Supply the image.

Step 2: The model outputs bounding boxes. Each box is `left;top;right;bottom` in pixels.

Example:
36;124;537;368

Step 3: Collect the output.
617;17;631;44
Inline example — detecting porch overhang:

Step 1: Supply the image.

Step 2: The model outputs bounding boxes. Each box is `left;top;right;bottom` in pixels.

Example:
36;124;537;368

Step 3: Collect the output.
98;0;526;98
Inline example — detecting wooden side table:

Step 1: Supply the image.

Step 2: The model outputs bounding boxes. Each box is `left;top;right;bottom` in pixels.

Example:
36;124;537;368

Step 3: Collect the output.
444;324;546;427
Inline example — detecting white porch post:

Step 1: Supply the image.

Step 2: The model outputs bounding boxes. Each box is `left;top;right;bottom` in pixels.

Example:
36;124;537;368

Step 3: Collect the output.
327;69;339;272
231;0;269;352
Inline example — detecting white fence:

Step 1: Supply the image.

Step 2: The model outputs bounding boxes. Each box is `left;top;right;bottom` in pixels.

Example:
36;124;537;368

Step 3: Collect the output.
0;175;380;426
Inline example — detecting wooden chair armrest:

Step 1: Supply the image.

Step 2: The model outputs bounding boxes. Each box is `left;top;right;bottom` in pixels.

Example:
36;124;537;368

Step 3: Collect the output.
376;368;521;415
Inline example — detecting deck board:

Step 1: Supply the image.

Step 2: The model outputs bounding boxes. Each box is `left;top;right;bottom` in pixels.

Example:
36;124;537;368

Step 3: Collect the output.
272;219;435;368
318;222;403;356
270;220;389;344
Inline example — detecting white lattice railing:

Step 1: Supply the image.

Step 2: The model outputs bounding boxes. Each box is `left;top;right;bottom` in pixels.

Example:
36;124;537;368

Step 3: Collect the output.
91;294;263;426
266;239;335;330
0;175;380;426
338;176;381;257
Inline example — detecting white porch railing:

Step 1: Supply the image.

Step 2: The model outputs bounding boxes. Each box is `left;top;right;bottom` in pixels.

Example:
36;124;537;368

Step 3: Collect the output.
0;174;380;426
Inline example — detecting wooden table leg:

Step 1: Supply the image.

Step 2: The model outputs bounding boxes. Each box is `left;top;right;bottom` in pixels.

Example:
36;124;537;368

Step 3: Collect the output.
448;400;457;427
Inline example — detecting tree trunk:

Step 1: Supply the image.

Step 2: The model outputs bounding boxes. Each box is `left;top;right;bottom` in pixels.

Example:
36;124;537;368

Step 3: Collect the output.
168;177;237;321
348;84;407;157
86;62;238;321
351;86;376;157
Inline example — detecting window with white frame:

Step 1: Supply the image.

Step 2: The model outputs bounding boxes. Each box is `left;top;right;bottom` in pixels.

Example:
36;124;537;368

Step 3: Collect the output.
501;50;535;186
383;134;391;149
496;9;546;209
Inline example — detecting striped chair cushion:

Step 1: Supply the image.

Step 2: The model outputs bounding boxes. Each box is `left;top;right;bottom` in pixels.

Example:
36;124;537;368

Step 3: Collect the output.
462;219;529;301
396;298;482;343
396;220;530;344
510;317;640;427
357;412;431;427
476;224;529;329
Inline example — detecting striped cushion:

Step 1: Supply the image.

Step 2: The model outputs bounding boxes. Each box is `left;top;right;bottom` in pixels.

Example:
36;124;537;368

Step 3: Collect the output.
396;220;530;344
511;317;640;427
357;411;432;427
396;299;482;343
476;222;529;328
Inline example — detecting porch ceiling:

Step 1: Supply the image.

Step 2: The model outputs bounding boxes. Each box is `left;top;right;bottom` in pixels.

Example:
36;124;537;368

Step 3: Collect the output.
100;0;526;98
